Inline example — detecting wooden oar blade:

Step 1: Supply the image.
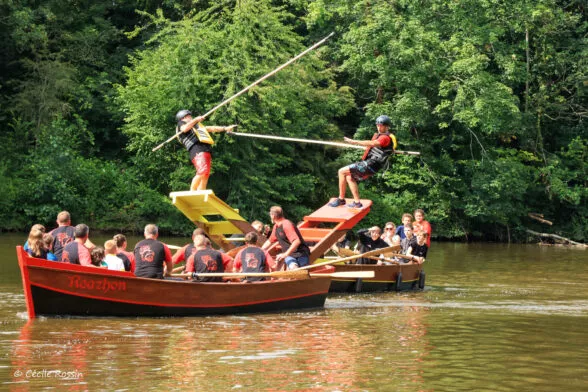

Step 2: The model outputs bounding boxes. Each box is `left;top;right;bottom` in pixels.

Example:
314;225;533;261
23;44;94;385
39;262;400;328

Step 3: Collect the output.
333;247;357;257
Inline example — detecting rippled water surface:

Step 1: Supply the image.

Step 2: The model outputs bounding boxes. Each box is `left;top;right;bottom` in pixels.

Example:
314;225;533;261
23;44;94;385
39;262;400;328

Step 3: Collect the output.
1;234;586;391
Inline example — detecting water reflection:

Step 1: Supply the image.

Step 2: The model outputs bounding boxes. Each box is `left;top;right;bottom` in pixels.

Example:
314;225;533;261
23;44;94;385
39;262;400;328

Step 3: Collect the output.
6;300;433;390
2;239;587;390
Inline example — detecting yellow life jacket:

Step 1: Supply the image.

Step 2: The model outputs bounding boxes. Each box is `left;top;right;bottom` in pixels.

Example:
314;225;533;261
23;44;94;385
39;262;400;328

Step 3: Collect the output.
193;122;214;145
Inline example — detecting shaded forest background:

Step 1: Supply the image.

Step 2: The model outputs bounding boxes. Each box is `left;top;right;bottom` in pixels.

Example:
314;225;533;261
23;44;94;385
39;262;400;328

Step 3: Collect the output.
0;0;585;242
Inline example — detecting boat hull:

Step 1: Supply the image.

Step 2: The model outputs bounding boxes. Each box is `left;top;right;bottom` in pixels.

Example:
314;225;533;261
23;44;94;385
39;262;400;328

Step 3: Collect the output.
313;262;425;293
17;247;330;318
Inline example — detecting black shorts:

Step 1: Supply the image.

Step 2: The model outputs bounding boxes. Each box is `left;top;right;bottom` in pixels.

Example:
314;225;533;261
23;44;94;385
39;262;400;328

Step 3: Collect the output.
348;161;376;182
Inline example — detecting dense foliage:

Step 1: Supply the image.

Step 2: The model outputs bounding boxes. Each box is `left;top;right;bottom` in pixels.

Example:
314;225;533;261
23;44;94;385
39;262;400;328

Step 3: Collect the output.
0;0;585;242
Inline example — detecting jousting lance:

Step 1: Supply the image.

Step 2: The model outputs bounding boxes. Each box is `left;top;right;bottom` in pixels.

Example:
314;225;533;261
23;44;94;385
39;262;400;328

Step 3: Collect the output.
152;32;335;152
226;131;421;156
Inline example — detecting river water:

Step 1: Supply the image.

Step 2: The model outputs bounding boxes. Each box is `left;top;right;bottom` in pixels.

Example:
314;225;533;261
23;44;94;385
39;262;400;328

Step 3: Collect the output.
0;233;586;391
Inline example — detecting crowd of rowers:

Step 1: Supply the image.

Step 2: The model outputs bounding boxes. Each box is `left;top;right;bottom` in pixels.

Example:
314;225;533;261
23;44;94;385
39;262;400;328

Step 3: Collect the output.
23;207;431;282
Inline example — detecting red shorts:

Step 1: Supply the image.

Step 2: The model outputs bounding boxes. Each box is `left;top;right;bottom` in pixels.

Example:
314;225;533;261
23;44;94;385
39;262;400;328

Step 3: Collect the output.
191;152;211;176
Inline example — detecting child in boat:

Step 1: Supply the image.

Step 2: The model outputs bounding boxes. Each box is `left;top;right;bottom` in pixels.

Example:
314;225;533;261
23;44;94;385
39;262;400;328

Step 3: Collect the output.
395;213;413;239
24;224;45;253
42;233;58;261
103;240;126;271
26;228;48;259
412;209;432;247
355;226;389;264
407;232;428;263
381;222;397;245
113;234;135;272
400;224;417;257
90;246;107;268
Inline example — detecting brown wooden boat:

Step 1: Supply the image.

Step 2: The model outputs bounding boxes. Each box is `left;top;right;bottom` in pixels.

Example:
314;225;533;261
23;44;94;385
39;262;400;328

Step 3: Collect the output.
16;246;332;318
311;261;425;293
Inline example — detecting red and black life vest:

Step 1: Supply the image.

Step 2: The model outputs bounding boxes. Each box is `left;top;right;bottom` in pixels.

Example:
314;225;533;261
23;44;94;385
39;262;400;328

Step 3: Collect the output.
134;239;168;279
362;132;395;170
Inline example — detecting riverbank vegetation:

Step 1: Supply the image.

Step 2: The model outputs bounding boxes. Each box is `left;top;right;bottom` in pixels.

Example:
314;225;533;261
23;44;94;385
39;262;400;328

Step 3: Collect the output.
0;0;585;242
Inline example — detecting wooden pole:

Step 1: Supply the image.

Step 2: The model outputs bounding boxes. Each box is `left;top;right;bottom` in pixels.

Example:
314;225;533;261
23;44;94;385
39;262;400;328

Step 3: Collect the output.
152;32;335;152
171;270;375;280
227;131;421;155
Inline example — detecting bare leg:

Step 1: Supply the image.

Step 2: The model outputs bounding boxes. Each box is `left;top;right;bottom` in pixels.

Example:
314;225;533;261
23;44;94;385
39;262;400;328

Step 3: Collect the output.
191;175;203;191
338;167;351;199
198;175;210;190
346;176;360;202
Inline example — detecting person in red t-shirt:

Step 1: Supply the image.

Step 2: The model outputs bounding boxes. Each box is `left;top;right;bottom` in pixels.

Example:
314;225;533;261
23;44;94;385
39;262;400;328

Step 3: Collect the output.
329;115;397;209
262;206;310;270
412;209;432;247
173;229;233;273
61;224;93;266
234;232;276;281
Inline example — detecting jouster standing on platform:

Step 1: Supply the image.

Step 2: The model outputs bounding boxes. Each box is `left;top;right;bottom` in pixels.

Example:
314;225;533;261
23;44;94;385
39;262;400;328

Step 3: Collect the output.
134;224;173;279
262;206;310;270
329;115;397;209
175;110;237;191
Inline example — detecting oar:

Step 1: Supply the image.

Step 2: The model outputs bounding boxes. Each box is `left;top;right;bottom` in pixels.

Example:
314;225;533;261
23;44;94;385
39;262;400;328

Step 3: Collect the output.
301;245;401;271
152;32;335;152
171;270;374;280
165;244;182;250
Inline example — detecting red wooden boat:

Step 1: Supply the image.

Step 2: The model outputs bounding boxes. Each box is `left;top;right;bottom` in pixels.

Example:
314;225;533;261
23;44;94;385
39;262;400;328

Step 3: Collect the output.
16;246;331;318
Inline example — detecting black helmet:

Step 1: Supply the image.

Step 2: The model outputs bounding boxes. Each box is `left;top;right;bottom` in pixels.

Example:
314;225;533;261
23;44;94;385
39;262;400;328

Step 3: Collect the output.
175;109;192;122
375;115;391;126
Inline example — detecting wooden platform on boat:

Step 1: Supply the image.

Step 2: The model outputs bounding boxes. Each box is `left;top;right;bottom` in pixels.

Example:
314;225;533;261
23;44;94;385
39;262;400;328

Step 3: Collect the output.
170;192;373;263
170;190;264;251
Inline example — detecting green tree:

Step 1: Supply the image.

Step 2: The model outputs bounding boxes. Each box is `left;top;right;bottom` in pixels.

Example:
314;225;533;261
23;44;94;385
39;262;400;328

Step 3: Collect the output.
118;0;354;222
306;0;586;241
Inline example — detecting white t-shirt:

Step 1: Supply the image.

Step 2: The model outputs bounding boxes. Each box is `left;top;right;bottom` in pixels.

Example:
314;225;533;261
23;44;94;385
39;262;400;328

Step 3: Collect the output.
104;254;125;271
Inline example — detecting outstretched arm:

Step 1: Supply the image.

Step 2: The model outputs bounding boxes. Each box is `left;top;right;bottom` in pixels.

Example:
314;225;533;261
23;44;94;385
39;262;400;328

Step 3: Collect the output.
344;137;381;147
206;124;238;133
